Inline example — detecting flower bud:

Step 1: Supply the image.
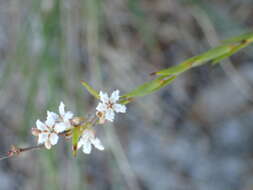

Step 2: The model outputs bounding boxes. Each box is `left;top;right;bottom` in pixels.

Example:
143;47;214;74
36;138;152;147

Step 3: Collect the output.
31;128;40;136
71;117;85;126
96;111;106;124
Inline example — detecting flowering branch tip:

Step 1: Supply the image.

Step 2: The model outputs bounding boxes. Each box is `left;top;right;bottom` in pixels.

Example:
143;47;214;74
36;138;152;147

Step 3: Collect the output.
96;90;127;124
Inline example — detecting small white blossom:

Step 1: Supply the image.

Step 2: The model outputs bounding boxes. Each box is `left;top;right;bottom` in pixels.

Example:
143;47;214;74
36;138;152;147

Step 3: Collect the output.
96;90;126;123
55;102;74;132
77;129;104;154
35;111;63;149
32;102;75;149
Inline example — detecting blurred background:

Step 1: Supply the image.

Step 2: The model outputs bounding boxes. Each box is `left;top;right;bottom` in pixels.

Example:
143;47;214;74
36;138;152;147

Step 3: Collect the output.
0;0;253;189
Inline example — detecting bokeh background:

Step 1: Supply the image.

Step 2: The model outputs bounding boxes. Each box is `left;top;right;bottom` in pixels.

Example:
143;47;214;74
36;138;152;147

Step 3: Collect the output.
0;0;253;189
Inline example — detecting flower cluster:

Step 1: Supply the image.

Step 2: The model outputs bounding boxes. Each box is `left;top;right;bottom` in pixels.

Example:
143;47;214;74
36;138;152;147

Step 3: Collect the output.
32;102;74;149
32;90;127;155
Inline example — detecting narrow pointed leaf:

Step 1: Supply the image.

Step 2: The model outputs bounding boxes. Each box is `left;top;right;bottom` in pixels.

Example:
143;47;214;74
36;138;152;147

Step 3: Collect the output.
212;41;252;64
72;127;81;157
221;32;253;44
155;32;253;76
156;45;231;76
119;97;134;105
81;81;99;99
154;62;190;76
123;76;176;98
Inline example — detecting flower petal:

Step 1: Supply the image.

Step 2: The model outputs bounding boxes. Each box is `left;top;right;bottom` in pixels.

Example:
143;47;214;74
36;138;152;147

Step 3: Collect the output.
45;117;55;128
46;111;59;127
99;91;109;103
59;102;65;116
91;138;104;151
38;133;48;144
82;129;94;139
105;109;115;122
64;111;74;121
45;139;52;149
77;139;84;150
49;133;59;146
96;103;107;112
54;122;67;133
48;111;59;121
110;90;120;103
82;142;92;154
36;120;47;131
66;121;72;129
113;104;126;113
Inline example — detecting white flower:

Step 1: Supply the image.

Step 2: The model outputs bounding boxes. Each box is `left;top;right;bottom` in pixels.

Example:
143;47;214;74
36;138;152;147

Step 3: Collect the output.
32;102;75;149
35;111;63;149
55;102;74;131
77;129;104;154
96;90;126;123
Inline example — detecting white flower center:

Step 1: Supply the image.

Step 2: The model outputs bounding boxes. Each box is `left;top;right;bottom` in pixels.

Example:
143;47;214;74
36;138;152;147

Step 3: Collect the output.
106;101;114;109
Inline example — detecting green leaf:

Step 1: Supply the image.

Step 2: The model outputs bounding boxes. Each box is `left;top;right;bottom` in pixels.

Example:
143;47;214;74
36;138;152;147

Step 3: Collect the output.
155;32;253;76
121;32;253;101
156;45;231;76
154;62;190;76
123;76;176;98
119;97;134;105
81;81;99;99
211;52;232;65
72;127;81;157
212;40;251;64
189;45;231;66
221;32;253;44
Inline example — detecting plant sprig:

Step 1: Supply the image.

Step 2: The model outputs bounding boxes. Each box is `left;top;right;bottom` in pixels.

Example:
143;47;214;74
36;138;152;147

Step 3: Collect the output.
120;32;253;100
1;32;253;160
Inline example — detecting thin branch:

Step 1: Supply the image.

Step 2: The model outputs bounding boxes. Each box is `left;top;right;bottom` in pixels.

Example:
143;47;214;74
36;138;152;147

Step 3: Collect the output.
0;144;44;161
19;144;44;152
0;115;98;161
0;155;11;161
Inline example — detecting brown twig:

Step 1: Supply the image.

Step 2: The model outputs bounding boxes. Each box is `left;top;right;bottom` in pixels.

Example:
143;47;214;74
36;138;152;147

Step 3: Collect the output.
0;144;44;161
